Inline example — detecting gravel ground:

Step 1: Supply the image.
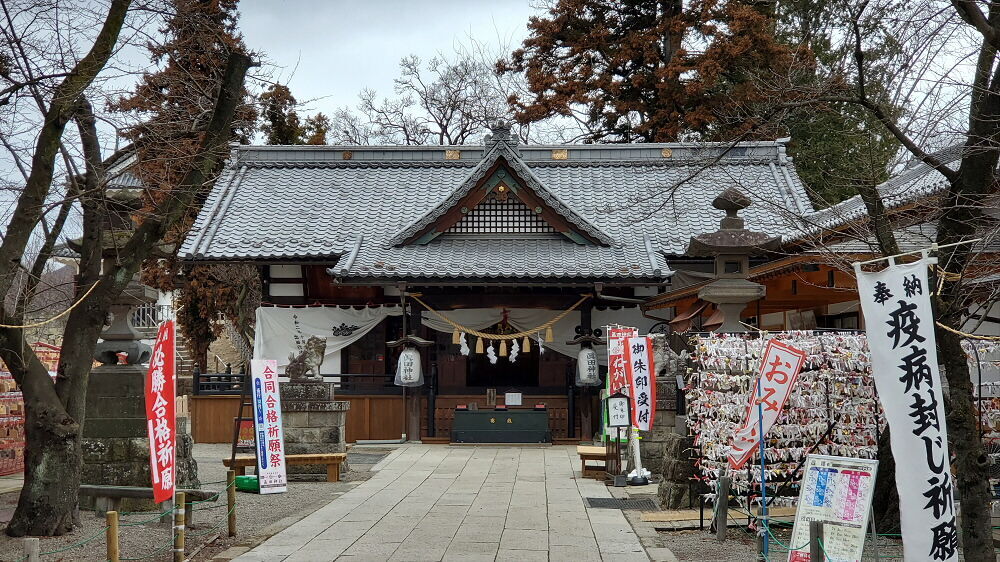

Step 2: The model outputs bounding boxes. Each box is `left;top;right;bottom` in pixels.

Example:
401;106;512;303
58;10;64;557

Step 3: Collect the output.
0;443;392;562
655;522;906;561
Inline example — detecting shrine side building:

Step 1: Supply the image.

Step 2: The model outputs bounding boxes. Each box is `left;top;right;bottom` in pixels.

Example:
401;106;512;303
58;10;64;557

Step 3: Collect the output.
179;125;820;443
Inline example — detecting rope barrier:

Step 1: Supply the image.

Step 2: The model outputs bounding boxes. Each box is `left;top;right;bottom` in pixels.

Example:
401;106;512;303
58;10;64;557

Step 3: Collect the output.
37;525;109;555
0;280;101;328
119;539;176;560
187;503;238;537
10;481;237;560
119;506;175;527
760;521;809;552
409;293;591;340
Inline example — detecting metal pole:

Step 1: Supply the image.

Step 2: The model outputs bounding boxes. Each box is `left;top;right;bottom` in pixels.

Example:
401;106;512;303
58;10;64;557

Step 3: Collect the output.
106;511;120;562
227;470;237;537
716;476;730;541
22;537;39;562
174;491;186;562
756;375;768;558
809;520;824;561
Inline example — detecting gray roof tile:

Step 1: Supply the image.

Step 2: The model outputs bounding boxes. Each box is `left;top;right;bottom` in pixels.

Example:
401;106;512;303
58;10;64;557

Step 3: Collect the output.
180;139;815;281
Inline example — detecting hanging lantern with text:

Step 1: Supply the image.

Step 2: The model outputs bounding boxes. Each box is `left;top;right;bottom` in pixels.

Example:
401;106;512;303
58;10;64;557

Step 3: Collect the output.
394;347;424;387
576;347;601;386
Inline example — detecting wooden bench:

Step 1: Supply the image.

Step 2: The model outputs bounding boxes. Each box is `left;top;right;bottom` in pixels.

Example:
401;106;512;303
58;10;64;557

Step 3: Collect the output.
223;452;347;482
78;485;219;526
577;445;608;479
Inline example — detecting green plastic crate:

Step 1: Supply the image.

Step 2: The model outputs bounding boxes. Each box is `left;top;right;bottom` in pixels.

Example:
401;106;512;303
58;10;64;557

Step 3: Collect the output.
235;475;259;493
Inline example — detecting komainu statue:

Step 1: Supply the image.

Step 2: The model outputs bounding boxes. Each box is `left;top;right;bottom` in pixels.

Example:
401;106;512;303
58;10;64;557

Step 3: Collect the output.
285;336;326;381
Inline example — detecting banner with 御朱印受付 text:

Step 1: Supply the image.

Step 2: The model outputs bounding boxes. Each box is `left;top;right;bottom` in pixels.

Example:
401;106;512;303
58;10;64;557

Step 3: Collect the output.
855;258;956;561
624;336;656;431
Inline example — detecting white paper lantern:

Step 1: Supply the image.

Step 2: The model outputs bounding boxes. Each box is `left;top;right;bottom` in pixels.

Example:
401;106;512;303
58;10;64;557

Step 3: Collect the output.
576;347;601;386
394;348;423;387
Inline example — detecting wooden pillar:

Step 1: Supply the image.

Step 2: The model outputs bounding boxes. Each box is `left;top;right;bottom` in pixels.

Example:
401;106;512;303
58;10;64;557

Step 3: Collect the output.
579;303;594;440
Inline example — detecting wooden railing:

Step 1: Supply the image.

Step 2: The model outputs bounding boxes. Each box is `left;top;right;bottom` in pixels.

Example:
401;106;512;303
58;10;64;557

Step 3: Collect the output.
193;372;400;396
194;372;245;396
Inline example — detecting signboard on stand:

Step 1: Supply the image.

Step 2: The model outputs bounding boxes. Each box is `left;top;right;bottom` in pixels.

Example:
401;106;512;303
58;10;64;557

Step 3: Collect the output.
787;454;878;562
250;359;287;494
144;320;176;504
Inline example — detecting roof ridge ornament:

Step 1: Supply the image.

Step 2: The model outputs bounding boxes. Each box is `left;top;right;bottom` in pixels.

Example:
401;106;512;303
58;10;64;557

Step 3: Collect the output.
485;120;517;147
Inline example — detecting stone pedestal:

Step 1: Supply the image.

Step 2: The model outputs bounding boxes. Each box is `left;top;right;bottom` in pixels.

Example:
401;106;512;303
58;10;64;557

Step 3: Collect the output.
280;382;350;480
81;366;198;511
657;433;696;509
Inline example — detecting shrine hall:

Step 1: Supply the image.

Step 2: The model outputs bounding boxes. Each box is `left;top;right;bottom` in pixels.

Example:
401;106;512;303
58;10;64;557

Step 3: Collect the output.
179;124;824;444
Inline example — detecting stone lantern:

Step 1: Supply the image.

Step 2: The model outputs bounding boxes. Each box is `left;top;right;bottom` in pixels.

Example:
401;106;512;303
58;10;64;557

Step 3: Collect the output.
686;188;780;333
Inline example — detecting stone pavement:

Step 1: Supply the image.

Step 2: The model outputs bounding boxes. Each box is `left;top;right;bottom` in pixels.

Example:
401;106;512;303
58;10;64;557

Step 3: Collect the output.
233;444;653;561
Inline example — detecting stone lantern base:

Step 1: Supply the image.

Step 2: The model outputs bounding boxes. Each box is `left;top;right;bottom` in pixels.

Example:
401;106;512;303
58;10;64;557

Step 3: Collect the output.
81;366;198;511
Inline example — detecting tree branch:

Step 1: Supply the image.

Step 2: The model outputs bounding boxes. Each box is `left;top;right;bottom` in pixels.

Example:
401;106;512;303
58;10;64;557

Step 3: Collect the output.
0;0;131;308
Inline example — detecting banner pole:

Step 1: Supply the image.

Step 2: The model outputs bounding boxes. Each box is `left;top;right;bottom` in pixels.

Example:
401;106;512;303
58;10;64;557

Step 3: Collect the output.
756;374;768;558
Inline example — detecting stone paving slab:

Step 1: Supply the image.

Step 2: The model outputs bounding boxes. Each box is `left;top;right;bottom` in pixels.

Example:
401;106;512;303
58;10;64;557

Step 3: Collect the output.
233;444;657;561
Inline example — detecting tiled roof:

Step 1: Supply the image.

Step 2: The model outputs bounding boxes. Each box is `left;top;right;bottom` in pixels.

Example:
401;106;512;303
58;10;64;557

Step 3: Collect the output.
792;147;962;236
179;135;816;282
389;139;614;246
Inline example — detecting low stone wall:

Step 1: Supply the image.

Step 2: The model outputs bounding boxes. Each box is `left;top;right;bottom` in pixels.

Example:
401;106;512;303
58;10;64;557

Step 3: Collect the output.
280;382;350;480
81;367;198;511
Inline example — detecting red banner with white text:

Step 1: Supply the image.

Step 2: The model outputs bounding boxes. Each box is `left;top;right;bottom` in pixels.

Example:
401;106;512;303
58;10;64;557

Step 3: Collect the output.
728;339;805;470
145;320;176;504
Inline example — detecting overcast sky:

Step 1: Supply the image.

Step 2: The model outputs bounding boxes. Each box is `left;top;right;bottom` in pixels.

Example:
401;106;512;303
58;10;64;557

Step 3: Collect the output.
238;1;539;117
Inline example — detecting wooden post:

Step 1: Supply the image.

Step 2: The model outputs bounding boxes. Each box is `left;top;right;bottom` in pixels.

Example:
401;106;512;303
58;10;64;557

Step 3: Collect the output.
227;469;237;537
174;491;185;562
106;511;120;562
715;476;730;541
809;520;824;561
755;506;765;558
22;537;39;562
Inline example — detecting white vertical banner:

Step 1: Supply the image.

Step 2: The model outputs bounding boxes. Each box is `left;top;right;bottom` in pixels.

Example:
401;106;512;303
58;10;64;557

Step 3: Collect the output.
624;336;656;431
250;359;288;494
855;258;957;561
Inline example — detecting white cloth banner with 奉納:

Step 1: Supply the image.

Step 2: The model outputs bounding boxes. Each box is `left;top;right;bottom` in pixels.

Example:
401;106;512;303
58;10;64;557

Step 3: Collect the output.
855;258;957;561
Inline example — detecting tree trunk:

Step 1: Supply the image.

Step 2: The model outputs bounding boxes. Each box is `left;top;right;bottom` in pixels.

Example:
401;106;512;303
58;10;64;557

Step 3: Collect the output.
870;429;900;533
940;323;994;560
9;399;81;536
856;177;902;533
0;327;83;536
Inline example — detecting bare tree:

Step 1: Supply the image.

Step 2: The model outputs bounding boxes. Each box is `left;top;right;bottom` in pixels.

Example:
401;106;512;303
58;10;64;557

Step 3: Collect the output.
329;49;588;146
0;0;252;536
